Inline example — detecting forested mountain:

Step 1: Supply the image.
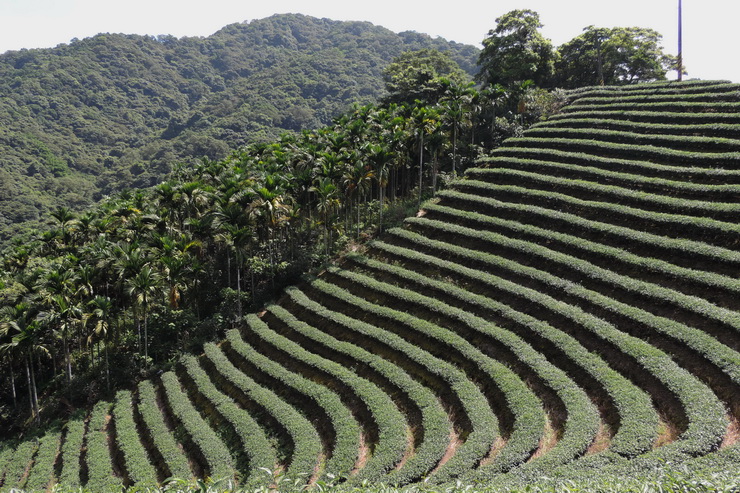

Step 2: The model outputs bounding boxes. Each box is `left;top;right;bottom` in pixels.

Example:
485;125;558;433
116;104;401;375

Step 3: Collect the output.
0;13;478;242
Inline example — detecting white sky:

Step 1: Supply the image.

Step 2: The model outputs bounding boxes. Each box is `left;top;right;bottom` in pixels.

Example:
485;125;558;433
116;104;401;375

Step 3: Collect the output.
0;0;738;82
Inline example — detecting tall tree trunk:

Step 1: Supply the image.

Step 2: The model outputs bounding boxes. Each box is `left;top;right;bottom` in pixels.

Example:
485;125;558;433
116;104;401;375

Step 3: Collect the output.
357;197;361;239
63;334;72;384
194;279;201;319
28;355;40;423
268;237;275;291
325;219;330;257
227;254;231;289
417;133;424;211
237;264;243;320
144;313;148;361
10;363;17;409
25;357;33;418
378;184;384;233
432;151;439;193
452;123;458;176
251;271;256;306
105;342;110;392
390;168;396;203
136;318;142;355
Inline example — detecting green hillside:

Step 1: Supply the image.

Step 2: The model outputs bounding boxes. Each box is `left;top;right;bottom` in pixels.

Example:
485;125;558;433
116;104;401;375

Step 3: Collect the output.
0;13;477;242
0;79;738;491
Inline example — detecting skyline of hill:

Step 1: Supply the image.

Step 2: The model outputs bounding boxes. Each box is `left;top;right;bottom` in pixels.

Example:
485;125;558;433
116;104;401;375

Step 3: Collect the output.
0;13;478;242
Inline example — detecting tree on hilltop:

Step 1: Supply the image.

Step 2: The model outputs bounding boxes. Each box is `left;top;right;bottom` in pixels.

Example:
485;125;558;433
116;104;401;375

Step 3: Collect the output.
557;26;678;87
382;48;470;105
476;10;557;89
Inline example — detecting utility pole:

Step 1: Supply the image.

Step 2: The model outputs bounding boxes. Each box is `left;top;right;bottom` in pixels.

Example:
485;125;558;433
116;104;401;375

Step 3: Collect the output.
677;0;683;81
595;35;604;86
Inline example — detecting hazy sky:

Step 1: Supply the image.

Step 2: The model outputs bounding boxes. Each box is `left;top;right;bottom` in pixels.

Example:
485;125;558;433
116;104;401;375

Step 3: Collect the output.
1;0;738;82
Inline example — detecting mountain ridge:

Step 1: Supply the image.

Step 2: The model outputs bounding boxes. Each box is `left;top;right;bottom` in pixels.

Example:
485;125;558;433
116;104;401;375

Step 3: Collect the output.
0;13;478;242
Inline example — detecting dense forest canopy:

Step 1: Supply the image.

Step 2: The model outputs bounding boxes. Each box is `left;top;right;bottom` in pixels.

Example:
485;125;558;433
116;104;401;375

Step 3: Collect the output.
0;11;677;247
0;13;478;243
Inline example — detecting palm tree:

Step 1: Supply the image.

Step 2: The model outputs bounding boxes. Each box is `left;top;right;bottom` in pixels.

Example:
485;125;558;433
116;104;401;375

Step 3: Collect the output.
249;182;289;284
221;224;255;317
368;143;394;232
76;212;98;245
290;164;316;224
480;84;510;146
112;242;149;291
86;296;114;391
154;182;181;232
426;127;446;193
212;201;245;289
312;177;340;256
440;80;476;176
342;158;374;239
76;264;97;299
125;266;160;362
0;303;48;423
45;294;82;384
37;267;79;384
49;206;78;248
410;105;440;210
0;349;17;409
377;105;409;201
177;181;213;231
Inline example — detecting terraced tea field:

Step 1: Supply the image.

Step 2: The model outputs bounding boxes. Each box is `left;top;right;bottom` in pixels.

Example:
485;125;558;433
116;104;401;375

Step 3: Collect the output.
2;79;740;491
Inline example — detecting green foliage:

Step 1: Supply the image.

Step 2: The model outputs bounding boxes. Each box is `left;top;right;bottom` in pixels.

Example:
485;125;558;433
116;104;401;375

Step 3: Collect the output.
524;125;740;154
404;210;730;456
177;352;276;486
564;99;740;114
503;134;740;170
0;14;478;243
35;465;740;492
465;167;740;221
136;380;193;481
85;400;125;492
23;428;62;492
311;268;536;481
58;411;87;488
347;235;602;477
202;340;321;483
114;390;159;488
557;26;677;88
457;169;740;247
160;371;235;481
0;86;511;435
337;256;657;461
1;438;37;490
243;311;409;482
283;282;474;485
382;49;471;105
476;10;557;88
218;332;359;481
0;443;13;485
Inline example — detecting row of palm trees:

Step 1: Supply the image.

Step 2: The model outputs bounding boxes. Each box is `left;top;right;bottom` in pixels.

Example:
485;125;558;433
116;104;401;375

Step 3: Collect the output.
0;80;554;428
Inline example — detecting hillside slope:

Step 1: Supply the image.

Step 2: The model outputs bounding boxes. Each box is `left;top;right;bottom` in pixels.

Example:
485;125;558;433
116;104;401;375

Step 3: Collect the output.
1;80;739;490
0;13;477;242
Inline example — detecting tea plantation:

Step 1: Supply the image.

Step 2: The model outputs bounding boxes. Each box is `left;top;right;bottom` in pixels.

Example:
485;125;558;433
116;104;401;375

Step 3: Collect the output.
2;79;739;492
